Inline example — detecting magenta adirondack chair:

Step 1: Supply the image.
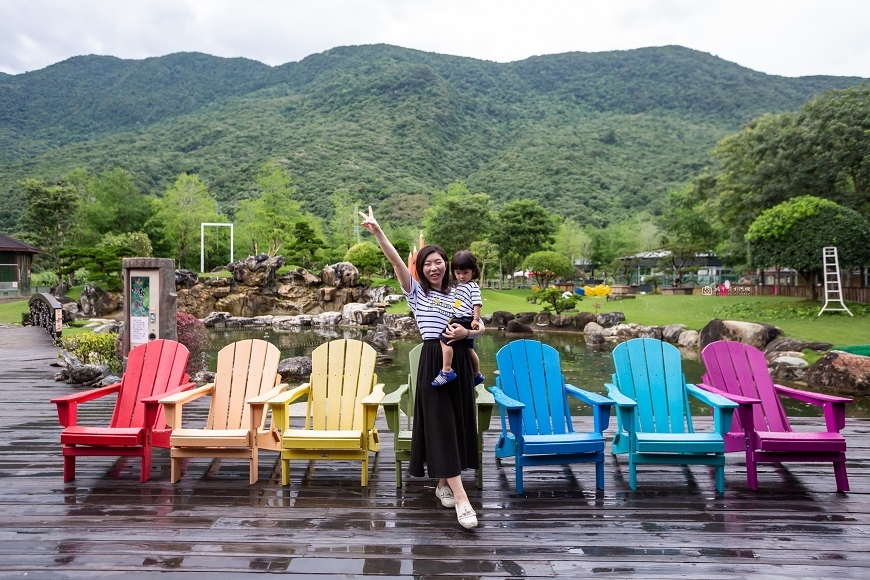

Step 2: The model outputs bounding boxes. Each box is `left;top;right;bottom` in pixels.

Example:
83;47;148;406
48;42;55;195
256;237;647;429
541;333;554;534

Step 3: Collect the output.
51;339;193;482
699;340;852;491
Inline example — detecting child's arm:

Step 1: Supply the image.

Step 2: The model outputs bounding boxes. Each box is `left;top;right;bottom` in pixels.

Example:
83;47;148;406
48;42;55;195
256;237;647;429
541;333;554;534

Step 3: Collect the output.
471;304;482;329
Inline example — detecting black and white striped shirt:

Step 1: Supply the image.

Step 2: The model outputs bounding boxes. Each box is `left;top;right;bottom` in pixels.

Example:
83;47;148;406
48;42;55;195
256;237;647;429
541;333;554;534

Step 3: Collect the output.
403;279;455;340
453;282;482;319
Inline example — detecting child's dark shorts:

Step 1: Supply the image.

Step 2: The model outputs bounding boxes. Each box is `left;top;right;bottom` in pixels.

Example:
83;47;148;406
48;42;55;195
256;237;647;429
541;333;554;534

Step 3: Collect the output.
440;316;476;349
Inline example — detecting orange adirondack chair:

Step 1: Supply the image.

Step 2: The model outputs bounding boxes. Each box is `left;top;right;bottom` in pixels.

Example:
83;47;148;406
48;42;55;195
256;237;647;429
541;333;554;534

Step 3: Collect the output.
160;339;286;484
51;339;193;482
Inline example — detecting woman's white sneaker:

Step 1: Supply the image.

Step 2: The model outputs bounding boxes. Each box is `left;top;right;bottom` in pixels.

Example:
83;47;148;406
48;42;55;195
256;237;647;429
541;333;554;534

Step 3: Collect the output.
435;485;455;508
455;502;478;529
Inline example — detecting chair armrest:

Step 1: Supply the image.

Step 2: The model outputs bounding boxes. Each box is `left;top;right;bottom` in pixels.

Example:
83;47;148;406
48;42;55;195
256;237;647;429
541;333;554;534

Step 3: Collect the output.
267;384;310;432
475;383;494;406
487;386;524;410
142;381;196;429
604;383;636;408
565;384;614;408
247;383;289;405
248;383;289;433
693;382;759;406
774;384;853;405
362;383;386;406
51;382;122;427
687;384;738;409
775;384;851;432
380;384;408;408
159;383;215;405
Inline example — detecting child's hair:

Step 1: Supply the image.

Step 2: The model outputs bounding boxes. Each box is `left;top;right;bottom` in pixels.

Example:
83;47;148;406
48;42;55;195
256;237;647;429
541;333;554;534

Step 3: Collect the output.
451;250;480;281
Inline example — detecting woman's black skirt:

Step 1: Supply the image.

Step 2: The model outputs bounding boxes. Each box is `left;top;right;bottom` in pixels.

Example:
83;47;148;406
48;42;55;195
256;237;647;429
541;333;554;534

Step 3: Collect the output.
408;339;479;479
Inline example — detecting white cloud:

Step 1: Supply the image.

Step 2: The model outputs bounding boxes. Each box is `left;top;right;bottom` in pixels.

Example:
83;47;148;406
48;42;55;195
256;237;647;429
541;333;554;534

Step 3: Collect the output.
0;0;868;77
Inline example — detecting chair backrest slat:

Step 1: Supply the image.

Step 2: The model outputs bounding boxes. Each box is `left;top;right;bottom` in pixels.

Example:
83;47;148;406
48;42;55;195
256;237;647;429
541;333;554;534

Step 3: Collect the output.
206;339;282;430
542;344;570;434
404;344;423;430
208;341;235;429
339;339;363;430
612;339;688;434
308;339;375;432
236;339;267;429
352;343;377;430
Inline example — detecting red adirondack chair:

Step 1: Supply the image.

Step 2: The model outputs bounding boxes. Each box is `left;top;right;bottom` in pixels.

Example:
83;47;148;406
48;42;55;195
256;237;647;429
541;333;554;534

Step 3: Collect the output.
51;339;194;482
699;340;852;491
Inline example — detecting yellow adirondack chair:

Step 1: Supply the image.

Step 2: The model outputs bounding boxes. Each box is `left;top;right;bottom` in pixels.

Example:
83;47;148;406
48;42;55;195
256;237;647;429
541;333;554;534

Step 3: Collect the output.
159;339;286;484
268;339;385;486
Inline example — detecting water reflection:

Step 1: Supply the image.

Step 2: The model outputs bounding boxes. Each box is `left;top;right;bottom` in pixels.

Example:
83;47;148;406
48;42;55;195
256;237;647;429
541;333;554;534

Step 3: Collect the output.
207;328;869;418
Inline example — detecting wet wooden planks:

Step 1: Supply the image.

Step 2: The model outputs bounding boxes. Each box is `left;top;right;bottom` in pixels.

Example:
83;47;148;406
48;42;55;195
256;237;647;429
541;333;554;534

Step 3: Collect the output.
1;326;869;578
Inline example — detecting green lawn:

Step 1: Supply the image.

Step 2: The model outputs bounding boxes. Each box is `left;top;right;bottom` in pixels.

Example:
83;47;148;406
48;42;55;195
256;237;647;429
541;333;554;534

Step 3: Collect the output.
0;299;29;324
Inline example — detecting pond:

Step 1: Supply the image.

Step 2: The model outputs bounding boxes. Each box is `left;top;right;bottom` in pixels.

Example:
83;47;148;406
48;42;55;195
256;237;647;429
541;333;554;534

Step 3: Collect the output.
206;328;870;418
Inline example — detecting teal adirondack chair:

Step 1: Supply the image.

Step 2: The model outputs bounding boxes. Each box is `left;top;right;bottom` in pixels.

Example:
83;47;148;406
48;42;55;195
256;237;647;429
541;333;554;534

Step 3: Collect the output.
607;338;738;493
489;339;614;493
380;343;495;488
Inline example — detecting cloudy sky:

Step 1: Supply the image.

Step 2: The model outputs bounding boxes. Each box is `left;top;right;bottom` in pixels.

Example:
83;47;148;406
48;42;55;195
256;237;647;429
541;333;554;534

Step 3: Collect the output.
1;0;869;78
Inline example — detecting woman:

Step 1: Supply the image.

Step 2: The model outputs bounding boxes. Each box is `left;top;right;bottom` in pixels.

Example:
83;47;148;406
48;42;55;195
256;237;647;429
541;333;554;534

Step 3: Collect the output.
359;206;484;529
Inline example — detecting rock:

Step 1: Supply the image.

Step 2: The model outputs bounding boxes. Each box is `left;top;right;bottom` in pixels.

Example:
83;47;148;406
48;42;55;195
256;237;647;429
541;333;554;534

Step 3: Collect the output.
382;314;419;336
534;312;551;327
638;325;663;340
312;312;342;325
202;311;232;327
342;303;368;320
364;285;391;304
699;319;782;350
175;269;199;289
596;312;625;328
272;315;313;328
363;324;394;352
50;282;70;296
806;351;870;395
351;308;384;326
770;356;808;367
79;285;119;317
481;314;493;324
384;294;404;305
573;312;597;330
56;297;79;322
69;364;106;385
515;312;537;324
677;330;700;348
505;320;534;335
278;357;313;380
227;254;285;287
92;321;121;334
583;321;604;334
585;332;607;348
764;337;834;355
99;374;122;387
613;323;640;338
662;324;687;343
376;353;394;365
491;311;515;328
316;287;337;302
204;277;231;288
550;314;573;327
191;370;216;387
320;262;360;288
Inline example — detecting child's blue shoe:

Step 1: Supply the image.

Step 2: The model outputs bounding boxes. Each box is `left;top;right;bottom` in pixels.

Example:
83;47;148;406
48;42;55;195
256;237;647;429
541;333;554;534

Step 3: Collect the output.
473;373;486;386
432;369;457;386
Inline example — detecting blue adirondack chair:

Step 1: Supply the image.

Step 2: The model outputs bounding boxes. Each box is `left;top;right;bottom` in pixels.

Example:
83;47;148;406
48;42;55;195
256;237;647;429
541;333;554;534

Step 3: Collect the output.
489;339;614;493
607;338;738;493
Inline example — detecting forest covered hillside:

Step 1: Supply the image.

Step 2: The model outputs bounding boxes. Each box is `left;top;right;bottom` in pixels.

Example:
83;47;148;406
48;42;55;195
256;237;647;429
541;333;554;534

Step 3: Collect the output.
0;44;864;231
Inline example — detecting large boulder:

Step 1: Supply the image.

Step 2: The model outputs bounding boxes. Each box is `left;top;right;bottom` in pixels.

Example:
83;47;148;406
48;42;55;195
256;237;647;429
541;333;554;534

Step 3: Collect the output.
175;269;199;289
550;314;573;327
278;357;313;380
350;308;384;326
677;330;700;348
227;254;285;287
638;326;663;340
699;319;782;350
662;324;687;343
320;262;360;288
573;312;597;331
764;337;833;355
585;332;607;348
583;321;604;334
312;312;342;326
505;320;534;336
534;312;551;327
363;324;394;352
79;285;119;317
514;312;537;324
806;351;870;395
382;314;419;336
272;315;313;328
202;311;232;327
597;312;625;328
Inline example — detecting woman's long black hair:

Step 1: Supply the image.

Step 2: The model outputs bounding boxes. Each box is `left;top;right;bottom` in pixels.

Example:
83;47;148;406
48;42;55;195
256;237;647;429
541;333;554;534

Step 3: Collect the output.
415;245;451;295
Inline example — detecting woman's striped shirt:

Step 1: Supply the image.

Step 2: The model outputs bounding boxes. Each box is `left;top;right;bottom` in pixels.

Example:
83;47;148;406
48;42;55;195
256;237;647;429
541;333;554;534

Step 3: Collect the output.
402;278;455;340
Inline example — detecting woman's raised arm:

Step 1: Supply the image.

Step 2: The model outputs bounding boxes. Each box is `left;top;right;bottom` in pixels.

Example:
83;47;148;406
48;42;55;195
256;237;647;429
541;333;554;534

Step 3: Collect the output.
359;206;412;293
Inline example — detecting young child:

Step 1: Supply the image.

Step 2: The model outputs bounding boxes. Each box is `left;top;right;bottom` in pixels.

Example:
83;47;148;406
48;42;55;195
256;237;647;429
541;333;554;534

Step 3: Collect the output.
432;250;486;387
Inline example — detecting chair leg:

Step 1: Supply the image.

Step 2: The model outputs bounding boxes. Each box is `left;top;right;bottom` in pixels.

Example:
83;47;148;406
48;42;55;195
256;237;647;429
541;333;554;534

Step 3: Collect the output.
63;454;75;482
834;461;850;492
745;452;758;490
140;446;152;483
596;460;604;490
715;465;725;494
249;449;259;485
629;458;637;490
170;456;182;483
395;460;402;488
516;463;524;494
281;458;290;486
361;456;369;487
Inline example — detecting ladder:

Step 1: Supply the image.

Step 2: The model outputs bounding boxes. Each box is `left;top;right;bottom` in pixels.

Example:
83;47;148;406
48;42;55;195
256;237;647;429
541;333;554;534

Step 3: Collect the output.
819;246;853;316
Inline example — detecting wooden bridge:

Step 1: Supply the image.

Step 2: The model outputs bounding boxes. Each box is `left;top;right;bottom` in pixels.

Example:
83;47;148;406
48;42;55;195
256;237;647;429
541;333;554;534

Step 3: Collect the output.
1;326;869;578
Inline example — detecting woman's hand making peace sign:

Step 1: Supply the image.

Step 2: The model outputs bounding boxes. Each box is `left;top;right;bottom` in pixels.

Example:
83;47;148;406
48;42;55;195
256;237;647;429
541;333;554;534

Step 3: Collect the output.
358;206;382;236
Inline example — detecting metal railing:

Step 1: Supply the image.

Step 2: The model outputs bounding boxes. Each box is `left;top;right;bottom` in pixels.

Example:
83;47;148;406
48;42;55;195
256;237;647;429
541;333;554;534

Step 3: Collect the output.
28;292;63;340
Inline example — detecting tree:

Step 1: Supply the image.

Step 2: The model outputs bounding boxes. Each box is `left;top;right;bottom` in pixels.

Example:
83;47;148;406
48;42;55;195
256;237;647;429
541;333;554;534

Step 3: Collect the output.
328;189;360;258
17;178;79;275
490;199;557;288
77;168;153;243
150;173;223;270
234;161;301;257
344;242;385;276
423;181;494;257
529;287;582;314
522;251;575;291
289;220;326;269
553;217;592;265
469;240;498;285
659;186;716;287
59;244;135;292
99;232;152;257
746;196;870;299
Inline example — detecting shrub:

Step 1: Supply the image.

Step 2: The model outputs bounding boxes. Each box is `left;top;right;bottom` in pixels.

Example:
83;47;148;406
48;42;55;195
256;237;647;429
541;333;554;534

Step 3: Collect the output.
529;287;582;314
60;332;123;373
31;270;59;287
177;312;210;373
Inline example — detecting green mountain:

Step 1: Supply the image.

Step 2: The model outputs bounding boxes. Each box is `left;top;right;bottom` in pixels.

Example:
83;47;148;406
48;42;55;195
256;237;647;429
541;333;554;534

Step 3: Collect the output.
0;44;864;232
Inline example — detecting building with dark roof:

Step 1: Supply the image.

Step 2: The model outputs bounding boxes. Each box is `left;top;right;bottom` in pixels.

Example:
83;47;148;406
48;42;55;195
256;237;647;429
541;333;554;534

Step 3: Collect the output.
0;233;41;297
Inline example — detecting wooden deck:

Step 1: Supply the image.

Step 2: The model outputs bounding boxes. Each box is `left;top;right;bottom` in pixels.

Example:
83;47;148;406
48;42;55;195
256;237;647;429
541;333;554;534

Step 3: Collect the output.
2;326;870;578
